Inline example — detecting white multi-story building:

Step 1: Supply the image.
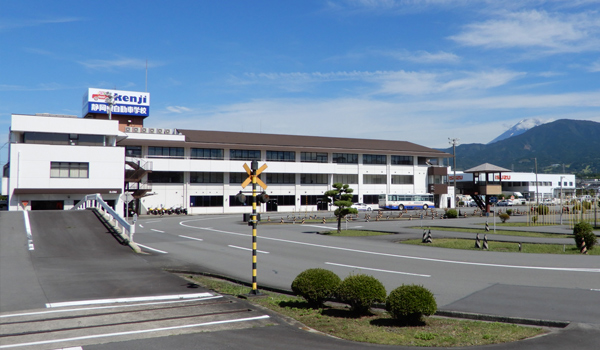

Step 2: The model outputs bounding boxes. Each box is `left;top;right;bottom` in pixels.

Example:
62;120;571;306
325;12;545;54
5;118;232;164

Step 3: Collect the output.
119;128;453;214
1;88;457;215
451;171;576;203
6;113;125;212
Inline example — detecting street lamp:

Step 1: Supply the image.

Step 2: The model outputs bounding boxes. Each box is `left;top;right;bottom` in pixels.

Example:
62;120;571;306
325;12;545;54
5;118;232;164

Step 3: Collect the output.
449;138;459;208
105;92;114;120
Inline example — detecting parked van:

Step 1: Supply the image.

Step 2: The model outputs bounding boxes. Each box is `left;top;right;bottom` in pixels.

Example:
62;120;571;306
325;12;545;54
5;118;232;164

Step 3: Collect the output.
511;192;526;205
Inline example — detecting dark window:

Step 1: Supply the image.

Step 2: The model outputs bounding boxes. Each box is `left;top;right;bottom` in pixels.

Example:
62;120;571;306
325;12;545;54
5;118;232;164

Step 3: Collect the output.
301;195;326;205
363;174;387;184
148;146;184;158
332;153;358;164
190;172;224;183
391;155;413;165
266;173;295;184
23;132;105;146
190;196;223;207
50;162;89;178
191;148;224;160
148;171;183;183
229;172;261;184
301;152;328;163
363;194;380;204
268;195;295;206
333;174;358;184
125;146;142;157
229;195;253;206
230;149;261;160
363;154;386;164
391;175;414;184
301;174;328;184
266;151;296;162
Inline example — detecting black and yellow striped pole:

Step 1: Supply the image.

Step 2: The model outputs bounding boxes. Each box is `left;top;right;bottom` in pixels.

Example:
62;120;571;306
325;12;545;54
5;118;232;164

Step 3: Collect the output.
241;160;268;295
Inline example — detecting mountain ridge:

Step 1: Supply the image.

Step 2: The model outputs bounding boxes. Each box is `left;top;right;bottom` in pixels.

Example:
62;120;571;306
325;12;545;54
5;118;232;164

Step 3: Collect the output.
440;119;600;175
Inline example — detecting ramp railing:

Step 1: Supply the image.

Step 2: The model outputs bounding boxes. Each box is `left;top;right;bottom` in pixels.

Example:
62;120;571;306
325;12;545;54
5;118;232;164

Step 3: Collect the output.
73;193;136;243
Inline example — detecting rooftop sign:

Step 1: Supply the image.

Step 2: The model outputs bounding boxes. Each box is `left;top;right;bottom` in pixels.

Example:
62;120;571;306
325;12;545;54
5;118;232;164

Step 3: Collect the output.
83;88;150;117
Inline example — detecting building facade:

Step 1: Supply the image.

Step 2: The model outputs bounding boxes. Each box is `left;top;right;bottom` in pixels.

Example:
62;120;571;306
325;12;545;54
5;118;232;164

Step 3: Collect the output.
6;114;125;212
451;171;576;203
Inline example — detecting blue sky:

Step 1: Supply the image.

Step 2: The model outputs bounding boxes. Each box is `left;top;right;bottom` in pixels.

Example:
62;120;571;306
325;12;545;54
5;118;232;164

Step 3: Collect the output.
1;0;600;164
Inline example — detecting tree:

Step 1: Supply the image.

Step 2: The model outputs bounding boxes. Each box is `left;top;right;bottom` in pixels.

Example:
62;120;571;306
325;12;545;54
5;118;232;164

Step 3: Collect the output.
323;183;358;233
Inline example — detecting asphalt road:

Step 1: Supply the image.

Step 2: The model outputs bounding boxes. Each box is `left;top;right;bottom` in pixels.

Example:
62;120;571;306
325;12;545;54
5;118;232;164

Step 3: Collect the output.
132;211;600;324
1;209;599;349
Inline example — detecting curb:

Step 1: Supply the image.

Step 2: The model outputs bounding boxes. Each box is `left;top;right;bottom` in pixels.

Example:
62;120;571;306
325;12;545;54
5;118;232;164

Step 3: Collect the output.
435;310;570;328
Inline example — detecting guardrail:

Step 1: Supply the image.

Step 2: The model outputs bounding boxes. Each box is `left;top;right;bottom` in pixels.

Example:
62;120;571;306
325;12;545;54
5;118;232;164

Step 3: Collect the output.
72;193;136;243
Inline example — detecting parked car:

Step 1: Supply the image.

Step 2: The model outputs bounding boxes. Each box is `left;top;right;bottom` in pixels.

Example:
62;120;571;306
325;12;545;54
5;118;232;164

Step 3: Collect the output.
497;200;513;207
351;203;372;211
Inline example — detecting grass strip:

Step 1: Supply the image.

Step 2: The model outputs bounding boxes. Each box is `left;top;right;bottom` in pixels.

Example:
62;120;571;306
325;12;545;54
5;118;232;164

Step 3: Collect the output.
186;274;546;347
410;226;572;238
401;238;599;255
321;230;391;236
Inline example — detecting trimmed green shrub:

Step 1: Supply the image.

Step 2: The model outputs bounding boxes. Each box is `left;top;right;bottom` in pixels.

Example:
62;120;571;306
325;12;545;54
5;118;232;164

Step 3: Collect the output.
536;205;549;215
336;274;386;314
573;222;597;250
386;285;437;325
291;268;341;307
499;213;510;223
506;209;513;216
446;209;458;219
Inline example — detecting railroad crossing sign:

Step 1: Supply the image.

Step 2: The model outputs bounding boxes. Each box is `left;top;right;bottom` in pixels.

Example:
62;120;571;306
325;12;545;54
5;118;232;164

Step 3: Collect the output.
241;162;268;189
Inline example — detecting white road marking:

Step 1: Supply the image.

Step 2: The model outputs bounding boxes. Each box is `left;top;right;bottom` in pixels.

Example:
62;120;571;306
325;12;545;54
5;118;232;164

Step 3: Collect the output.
179;235;204;242
23;211;34;251
0;315;270;349
151;229;165;233
45;293;214;308
178;220;600;273
136;243;168;254
138;224;144;228
592;289;600;291
228;245;269;254
1;296;223;319
326;262;430;277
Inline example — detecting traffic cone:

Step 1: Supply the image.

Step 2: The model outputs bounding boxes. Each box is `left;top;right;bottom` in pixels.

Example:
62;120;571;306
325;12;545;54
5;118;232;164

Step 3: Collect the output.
485;221;490;232
280;217;284;224
301;218;305;224
580;238;588;254
483;234;489;250
322;217;326;224
422;230;427;243
426;229;433;243
475;233;481;249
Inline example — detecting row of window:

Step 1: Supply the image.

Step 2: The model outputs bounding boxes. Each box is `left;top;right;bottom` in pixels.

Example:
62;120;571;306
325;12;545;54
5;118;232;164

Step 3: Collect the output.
24;132;106;146
128;146;419;165
148;172;415;185
190;194;381;207
505;181;574;187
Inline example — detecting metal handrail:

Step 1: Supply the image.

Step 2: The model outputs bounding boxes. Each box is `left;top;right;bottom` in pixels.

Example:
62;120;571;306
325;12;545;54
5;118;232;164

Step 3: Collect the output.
72;193;135;242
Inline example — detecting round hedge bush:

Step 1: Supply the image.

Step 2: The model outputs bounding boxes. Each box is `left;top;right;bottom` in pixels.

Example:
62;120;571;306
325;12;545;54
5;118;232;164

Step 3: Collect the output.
445;209;458;219
291;268;341;307
336;274;386;314
386;284;437;325
536;205;549;215
499;212;510;223
573;221;597;251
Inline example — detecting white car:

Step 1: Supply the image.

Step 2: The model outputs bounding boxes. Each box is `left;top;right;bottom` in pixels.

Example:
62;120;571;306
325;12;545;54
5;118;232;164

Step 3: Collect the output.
351;203;372;211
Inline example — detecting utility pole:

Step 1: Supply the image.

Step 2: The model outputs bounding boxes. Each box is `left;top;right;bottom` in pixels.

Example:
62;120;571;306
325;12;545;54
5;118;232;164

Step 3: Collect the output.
448;138;459;208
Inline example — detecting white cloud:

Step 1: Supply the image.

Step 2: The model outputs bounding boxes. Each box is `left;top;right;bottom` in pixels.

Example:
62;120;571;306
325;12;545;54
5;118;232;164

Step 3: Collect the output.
166;106;192;113
386;50;461;63
78;57;161;70
150;90;600;149
590;60;600;72
241;69;523;96
450;10;600;54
